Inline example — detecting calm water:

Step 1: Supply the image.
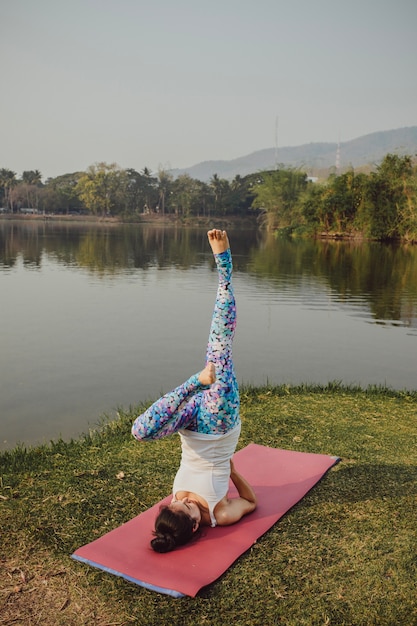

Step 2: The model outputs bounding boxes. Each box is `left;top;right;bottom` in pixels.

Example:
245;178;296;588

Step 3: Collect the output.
1;220;416;450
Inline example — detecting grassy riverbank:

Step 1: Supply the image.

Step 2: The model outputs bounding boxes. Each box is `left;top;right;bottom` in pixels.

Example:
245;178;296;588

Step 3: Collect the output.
1;384;416;626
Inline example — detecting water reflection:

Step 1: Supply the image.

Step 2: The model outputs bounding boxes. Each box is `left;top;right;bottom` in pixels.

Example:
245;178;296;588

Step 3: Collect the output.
1;220;417;328
0;221;225;273
248;236;417;328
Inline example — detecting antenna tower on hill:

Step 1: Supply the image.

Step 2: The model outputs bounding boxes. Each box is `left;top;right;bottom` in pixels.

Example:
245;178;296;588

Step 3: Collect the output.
275;116;279;170
335;134;341;172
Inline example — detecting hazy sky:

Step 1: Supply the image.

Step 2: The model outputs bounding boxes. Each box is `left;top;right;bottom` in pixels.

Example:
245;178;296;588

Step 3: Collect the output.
1;0;416;179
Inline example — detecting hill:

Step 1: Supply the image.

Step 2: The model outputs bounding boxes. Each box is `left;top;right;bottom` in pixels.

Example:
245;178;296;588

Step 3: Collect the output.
169;126;417;181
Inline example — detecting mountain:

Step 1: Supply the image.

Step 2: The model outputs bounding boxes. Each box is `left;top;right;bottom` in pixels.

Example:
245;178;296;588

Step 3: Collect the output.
169;126;417;181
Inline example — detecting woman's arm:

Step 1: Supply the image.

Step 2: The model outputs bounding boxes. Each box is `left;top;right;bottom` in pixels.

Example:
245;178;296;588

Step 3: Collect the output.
229;459;257;504
215;460;257;526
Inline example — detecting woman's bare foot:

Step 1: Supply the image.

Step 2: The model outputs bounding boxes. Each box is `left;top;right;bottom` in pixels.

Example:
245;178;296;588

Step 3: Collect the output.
207;229;230;255
198;362;216;386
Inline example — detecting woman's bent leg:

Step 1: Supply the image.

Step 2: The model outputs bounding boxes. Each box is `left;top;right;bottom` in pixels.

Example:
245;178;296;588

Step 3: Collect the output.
131;374;206;441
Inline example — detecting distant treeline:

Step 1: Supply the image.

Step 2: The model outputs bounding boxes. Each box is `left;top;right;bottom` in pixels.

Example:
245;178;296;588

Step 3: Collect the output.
1;153;416;241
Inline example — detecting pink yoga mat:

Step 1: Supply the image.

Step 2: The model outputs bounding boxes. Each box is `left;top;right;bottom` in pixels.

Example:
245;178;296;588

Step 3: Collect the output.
72;444;339;597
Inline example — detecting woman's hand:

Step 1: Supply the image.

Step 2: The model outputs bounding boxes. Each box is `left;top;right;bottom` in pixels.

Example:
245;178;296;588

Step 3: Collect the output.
229;459;257;506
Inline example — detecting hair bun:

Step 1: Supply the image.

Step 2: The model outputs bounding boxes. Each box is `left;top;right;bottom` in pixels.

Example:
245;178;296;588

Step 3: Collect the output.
151;532;176;553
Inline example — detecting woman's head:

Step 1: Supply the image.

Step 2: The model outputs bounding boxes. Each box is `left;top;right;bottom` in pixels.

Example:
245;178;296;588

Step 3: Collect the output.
151;499;201;553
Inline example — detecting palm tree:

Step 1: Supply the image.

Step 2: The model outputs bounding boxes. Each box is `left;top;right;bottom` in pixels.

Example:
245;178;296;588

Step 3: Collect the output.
22;170;42;185
157;169;173;215
0;168;17;211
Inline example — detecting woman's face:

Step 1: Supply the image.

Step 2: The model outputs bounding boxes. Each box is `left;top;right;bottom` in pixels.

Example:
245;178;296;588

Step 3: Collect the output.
170;497;201;528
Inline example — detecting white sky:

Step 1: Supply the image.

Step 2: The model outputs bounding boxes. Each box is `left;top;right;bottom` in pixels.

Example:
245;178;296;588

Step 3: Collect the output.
1;0;416;179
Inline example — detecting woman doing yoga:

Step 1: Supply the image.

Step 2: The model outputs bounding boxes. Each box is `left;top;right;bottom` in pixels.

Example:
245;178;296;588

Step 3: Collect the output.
131;229;257;553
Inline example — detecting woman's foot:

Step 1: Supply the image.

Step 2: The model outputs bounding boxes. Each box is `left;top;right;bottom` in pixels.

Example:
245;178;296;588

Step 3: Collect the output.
198;362;216;386
207;229;230;255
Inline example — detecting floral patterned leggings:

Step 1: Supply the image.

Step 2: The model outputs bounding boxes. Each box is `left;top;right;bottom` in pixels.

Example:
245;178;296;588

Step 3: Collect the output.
131;248;240;440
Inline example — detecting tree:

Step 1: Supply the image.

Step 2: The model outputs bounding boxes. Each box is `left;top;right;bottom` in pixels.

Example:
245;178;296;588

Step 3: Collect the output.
140;167;159;213
21;170;42;185
171;174;200;217
123;169;146;214
300;183;326;232
157;169;174;215
9;183;39;211
227;175;254;215
364;154;414;239
122;168;159;214
41;172;84;213
75;163;127;216
209;174;230;215
15;170;44;210
251;168;307;230
0;168;17;211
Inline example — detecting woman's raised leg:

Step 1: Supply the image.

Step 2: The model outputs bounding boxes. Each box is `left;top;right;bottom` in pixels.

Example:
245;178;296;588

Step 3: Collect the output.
187;230;240;434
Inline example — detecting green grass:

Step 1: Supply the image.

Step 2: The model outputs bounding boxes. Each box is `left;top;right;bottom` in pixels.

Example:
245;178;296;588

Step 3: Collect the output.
1;384;417;625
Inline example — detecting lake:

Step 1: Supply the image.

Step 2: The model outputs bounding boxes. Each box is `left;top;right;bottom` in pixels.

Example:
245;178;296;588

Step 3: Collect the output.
1;219;416;450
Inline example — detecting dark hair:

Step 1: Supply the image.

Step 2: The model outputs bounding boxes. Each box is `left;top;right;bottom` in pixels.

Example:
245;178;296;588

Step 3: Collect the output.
150;505;196;553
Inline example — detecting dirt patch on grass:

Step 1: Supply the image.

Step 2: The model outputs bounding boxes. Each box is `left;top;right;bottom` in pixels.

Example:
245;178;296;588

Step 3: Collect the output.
0;550;126;626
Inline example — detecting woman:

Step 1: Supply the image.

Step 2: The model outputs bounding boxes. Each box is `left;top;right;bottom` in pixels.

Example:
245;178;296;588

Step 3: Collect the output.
131;229;257;553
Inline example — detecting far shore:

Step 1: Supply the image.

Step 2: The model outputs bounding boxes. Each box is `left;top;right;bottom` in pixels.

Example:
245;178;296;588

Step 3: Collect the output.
0;212;258;228
3;212;415;243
